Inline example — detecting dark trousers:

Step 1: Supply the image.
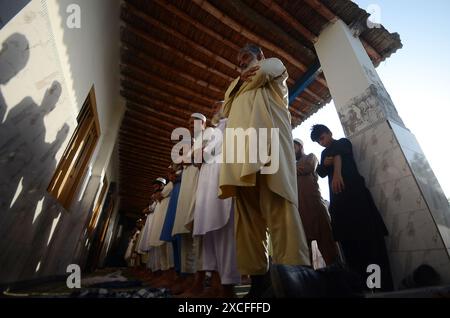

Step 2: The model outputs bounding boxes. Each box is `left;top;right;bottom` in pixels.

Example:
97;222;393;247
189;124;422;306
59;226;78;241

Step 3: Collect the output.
340;237;394;292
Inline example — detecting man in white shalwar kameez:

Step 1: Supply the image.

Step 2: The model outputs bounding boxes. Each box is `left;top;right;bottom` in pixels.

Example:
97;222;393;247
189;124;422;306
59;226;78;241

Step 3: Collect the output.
146;177;176;287
170;113;207;295
192;103;240;298
138;201;156;271
138;180;164;282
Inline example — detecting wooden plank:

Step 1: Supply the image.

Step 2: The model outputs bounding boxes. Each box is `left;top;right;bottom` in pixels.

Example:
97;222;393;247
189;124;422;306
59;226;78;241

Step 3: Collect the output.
260;0;317;42
191;0;317;76
121;48;223;95
121;89;205;120
123;3;239;72
122;77;212;115
121;63;217;106
121;25;232;82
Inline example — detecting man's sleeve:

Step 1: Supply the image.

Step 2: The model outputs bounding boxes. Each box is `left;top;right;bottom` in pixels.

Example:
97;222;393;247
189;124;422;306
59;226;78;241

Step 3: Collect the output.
243;58;287;91
161;183;173;197
327;138;353;157
262;58;287;79
316;152;329;178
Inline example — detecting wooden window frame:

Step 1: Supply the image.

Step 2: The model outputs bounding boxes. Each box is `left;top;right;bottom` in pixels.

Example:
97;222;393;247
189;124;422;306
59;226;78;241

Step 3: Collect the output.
47;86;101;210
87;175;109;235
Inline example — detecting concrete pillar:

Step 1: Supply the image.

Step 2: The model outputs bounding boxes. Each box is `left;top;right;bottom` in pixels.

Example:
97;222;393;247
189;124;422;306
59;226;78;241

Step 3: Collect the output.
314;19;450;289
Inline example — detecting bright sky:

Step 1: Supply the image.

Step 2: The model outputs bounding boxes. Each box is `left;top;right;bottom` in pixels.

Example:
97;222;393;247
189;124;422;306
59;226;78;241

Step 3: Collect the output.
292;0;450;201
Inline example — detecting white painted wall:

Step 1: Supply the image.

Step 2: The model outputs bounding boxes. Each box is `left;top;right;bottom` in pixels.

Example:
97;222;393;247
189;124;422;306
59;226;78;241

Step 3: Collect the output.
46;0;125;179
0;0;123;283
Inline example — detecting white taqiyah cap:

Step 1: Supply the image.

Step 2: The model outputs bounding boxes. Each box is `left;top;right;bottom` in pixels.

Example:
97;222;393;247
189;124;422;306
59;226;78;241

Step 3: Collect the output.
191;112;207;122
154;177;167;185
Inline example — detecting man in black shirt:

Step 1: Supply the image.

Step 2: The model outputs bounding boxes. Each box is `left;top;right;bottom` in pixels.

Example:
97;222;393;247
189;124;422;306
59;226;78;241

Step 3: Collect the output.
311;124;393;292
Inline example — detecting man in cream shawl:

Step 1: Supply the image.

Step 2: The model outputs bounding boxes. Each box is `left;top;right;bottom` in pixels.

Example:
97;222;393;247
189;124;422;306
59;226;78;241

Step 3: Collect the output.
219;44;311;296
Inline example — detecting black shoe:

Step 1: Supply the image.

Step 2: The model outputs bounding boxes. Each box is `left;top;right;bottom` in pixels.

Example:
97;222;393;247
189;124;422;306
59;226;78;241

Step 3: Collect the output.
270;263;365;298
244;273;274;298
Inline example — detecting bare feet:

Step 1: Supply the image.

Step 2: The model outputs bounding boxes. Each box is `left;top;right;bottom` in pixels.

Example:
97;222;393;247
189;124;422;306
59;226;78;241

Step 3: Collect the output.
171;274;194;295
176;271;206;298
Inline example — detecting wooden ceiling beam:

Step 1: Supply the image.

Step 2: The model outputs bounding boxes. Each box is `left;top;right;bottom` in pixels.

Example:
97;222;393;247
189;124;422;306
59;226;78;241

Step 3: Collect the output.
126;102;191;122
121;25;232;82
121;90;201;120
119;128;176;149
119;140;172;157
119;174;159;183
123;109;178;134
120;141;171;162
148;0;327;104
153;0;241;51
122;25;321;106
121;78;212;116
122;46;224;95
123;101;186;132
119;177;156;186
120;166;165;179
119;175;157;183
191;0;322;82
122;112;173;136
126;103;187;130
121;63;217;107
123;3;239;73
119;148;170;164
120;124;177;144
119;171;160;180
119;171;156;180
304;0;337;21
119;196;149;202
125;1;326;105
119;188;154;197
260;0;317;42
120;158;166;171
120;168;168;181
119;145;170;160
119;141;172;158
119;149;169;164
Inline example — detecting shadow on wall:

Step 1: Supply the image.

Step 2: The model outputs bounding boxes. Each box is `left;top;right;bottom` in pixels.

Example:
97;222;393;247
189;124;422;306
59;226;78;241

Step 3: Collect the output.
0;33;69;281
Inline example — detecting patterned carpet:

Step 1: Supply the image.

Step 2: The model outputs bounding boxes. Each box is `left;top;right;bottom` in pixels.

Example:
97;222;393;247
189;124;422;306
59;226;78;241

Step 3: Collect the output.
2;267;250;298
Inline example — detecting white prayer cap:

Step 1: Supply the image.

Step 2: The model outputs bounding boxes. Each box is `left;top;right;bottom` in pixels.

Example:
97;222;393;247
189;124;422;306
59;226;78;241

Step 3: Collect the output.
294;138;303;146
191;112;207;122
154;177;167;185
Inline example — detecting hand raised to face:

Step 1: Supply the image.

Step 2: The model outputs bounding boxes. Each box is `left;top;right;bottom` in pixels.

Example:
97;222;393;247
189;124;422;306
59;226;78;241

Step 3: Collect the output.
240;66;260;82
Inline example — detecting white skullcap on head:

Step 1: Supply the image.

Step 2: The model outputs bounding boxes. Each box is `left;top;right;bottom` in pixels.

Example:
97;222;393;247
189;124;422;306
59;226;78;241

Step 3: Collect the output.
155;177;167;185
294;138;304;146
191;112;207;122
